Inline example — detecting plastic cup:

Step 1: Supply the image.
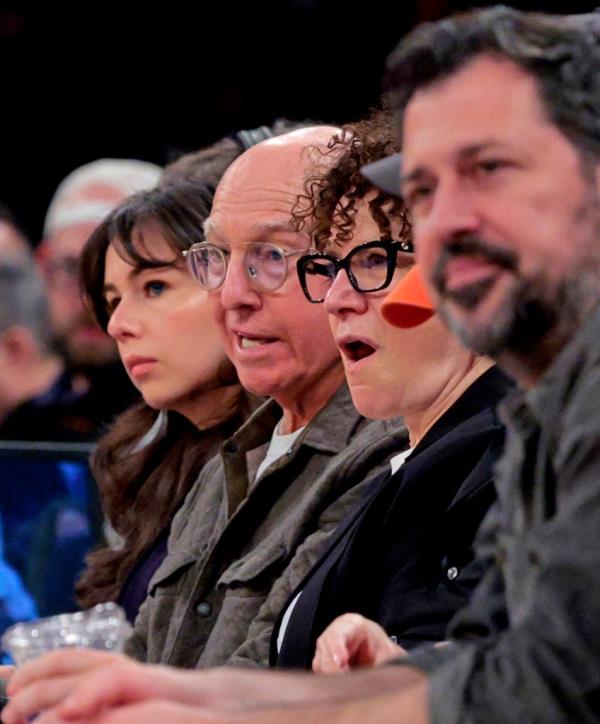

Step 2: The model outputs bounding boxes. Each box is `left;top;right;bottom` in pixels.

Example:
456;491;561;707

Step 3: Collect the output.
1;602;131;666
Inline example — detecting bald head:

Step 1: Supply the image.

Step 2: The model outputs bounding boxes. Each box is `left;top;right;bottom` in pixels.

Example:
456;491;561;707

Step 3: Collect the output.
203;125;345;416
208;125;340;233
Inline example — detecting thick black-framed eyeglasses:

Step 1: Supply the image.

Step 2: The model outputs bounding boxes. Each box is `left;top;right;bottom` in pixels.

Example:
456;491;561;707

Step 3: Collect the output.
296;238;413;304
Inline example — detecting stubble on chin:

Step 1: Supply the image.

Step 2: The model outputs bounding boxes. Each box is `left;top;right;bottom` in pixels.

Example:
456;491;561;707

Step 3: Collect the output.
439;262;600;380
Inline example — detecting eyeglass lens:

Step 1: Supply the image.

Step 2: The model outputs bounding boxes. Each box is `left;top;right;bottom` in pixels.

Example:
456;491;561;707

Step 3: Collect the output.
187;243;290;291
187;245;227;290
245;244;287;289
303;245;393;302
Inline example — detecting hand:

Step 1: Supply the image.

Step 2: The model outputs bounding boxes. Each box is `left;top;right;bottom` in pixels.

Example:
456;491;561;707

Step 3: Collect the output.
2;649;134;723
1;652;299;723
312;613;407;673
2;644;423;723
28;673;428;724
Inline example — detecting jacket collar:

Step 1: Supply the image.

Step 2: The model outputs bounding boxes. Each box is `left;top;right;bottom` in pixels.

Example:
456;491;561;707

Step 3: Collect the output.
226;382;364;457
414;366;513;458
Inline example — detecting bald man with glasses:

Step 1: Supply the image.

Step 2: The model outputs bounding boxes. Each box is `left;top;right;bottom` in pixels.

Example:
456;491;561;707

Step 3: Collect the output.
117;127;405;670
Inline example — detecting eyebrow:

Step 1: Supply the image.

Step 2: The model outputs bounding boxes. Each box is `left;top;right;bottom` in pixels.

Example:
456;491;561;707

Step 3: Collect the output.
400;140;509;187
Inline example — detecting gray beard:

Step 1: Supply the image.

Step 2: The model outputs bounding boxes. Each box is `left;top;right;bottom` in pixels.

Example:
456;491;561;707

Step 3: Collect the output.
439;258;600;380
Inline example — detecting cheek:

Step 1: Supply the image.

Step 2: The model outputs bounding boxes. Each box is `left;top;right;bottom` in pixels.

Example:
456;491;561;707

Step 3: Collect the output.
380;323;439;383
291;308;338;359
413;232;438;288
207;293;230;342
188;344;229;382
328;314;339;339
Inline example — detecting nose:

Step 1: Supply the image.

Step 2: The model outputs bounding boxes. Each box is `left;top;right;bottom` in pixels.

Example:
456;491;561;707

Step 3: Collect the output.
323;268;369;319
106;297;142;341
218;252;262;312
413;177;482;269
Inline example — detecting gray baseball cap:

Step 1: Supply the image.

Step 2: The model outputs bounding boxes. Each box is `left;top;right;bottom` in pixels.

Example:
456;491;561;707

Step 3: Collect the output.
360;153;402;198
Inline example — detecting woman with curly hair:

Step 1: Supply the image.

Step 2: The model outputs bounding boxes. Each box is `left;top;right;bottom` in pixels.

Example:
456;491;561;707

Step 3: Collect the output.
75;180;253;623
270;111;512;669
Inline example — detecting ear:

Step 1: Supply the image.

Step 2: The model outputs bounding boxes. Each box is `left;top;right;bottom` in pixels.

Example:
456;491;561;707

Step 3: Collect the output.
0;326;37;363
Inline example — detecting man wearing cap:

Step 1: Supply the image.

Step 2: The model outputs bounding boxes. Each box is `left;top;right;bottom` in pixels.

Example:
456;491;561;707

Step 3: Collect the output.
40;159;161;371
30;159;161;439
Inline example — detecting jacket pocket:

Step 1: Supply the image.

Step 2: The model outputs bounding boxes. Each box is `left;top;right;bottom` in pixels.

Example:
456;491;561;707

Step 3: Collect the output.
147;552;198;598
217;543;287;594
200;544;288;667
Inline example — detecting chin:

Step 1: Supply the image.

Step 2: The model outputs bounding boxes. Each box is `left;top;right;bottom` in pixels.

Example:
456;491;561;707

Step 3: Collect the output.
139;388;173;411
142;398;166;411
236;372;279;398
350;389;393;420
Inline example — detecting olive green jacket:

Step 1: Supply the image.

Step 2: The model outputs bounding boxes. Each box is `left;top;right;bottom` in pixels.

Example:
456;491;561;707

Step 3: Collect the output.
125;383;407;667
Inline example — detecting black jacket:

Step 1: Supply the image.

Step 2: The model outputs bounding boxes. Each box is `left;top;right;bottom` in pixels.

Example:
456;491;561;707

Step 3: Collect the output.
273;367;512;669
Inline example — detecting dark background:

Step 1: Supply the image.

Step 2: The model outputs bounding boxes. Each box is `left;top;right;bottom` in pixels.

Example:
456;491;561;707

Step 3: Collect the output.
2;0;598;243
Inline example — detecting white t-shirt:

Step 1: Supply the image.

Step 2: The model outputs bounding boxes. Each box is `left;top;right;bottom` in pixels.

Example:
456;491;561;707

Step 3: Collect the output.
255;421;305;482
389;447;414;475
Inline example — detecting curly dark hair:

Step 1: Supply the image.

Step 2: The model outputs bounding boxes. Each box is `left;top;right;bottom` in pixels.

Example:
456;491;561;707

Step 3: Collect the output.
292;108;410;251
385;5;600;165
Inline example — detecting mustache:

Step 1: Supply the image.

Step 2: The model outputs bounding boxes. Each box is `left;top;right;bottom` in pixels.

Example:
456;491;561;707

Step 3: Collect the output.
432;235;518;295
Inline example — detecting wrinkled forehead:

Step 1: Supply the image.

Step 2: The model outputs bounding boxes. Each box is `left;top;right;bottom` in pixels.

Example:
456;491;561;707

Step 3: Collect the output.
401;56;548;171
204;214;309;251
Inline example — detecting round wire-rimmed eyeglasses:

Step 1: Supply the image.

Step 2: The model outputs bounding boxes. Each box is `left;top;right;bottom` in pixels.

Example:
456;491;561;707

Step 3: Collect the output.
296;238;414;304
183;241;309;292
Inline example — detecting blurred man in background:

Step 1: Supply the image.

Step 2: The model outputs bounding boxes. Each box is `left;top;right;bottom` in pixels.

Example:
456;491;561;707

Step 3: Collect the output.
0;254;64;439
35;159;161;439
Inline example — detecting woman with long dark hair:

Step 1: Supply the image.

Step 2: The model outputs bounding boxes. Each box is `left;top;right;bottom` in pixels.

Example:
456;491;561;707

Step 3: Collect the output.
75;180;253;622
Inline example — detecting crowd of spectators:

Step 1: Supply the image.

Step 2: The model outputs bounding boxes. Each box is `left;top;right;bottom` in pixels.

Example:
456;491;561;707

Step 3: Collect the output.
2;6;600;723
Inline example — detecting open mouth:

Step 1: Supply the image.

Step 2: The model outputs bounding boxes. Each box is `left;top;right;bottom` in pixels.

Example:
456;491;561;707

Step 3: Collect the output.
342;340;376;362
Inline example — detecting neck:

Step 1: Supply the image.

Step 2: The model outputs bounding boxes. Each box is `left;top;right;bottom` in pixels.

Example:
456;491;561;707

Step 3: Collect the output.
496;356;540;390
278;363;345;434
497;317;584;391
404;356;494;447
184;382;246;430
